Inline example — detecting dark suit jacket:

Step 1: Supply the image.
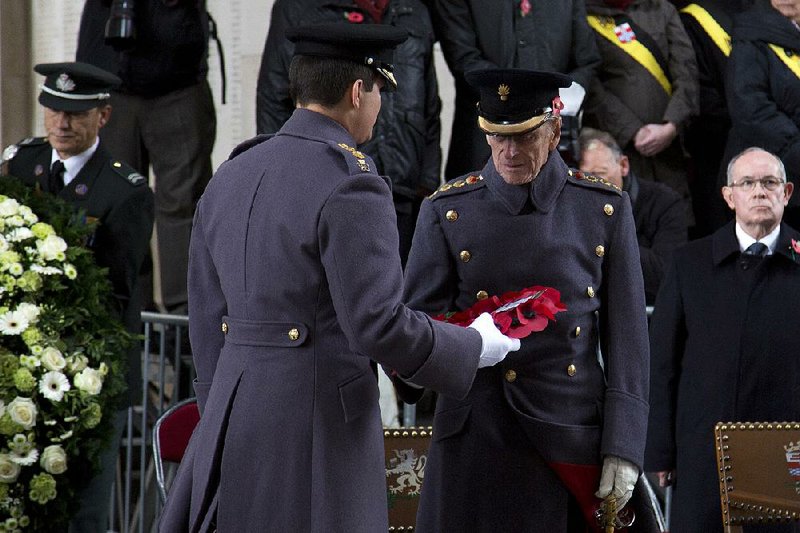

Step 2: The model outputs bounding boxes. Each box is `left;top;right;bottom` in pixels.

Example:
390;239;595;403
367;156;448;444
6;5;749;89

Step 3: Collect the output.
646;221;800;532
626;172;687;304
6;137;154;405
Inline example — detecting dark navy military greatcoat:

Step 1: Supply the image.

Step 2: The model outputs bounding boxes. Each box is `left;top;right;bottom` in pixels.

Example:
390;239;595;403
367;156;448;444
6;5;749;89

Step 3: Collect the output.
158;109;483;533
404;152;650;532
5;138;154;405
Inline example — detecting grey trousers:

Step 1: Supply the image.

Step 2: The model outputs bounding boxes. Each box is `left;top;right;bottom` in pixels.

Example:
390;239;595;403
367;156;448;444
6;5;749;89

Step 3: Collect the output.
100;81;216;312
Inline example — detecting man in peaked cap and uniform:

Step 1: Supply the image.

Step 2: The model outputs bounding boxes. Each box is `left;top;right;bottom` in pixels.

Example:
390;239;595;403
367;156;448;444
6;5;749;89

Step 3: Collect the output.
158;23;519;533
1;62;153;533
403;69;650;531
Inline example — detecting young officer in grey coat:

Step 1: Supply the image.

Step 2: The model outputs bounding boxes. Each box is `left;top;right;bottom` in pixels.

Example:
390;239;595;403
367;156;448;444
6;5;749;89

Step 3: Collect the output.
157;23;519;533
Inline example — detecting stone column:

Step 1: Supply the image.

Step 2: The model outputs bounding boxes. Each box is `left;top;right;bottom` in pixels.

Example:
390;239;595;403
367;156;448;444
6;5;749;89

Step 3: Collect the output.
0;0;32;151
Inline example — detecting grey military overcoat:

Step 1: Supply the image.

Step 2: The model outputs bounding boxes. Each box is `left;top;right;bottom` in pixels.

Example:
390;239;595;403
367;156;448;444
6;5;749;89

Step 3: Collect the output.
404;153;650;532
158;109;483;533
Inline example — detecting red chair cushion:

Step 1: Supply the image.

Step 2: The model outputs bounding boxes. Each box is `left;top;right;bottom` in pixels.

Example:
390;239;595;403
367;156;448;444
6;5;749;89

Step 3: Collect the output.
158;402;200;463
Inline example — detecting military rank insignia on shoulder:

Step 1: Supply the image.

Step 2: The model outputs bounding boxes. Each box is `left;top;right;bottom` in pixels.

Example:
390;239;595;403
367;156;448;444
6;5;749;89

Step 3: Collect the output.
110;160;147;187
331;142;371;174
428;175;485;200
567;169;621;194
1;144;18;163
2;137;47;163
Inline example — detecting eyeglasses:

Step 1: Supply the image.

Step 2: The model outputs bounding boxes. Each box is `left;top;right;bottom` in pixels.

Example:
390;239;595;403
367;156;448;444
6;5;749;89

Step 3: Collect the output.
728;177;786;192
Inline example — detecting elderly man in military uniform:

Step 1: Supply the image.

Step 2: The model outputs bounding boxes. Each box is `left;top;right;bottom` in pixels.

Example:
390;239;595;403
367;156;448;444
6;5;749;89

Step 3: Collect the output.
1;62;153;532
403;69;650;531
157;23;519;533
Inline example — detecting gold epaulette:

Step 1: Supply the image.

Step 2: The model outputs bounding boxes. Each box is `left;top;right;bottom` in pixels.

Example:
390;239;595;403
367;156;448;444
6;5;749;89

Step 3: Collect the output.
428;175;484;200
568;169;622;193
337;142;371;173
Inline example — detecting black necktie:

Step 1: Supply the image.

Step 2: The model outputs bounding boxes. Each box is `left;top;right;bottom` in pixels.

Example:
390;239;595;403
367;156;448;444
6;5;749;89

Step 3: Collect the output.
739;242;768;270
48;160;65;195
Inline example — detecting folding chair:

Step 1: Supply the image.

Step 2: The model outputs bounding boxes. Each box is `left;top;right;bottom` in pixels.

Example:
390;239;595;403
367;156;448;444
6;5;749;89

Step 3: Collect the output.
715;422;800;532
384;427;432;530
153;397;200;504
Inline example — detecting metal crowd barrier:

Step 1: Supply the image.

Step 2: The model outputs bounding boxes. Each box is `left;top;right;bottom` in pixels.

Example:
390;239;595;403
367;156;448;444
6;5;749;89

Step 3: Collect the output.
108;306;657;532
109;312;193;533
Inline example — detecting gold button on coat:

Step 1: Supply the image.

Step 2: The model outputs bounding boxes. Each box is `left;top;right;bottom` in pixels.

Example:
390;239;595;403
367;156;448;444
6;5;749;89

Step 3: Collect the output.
587;286;595;298
476;290;489;300
567;364;577;377
574;326;581;337
446;210;459;222
460;250;472;262
288;328;300;341
604;204;614;216
595;245;605;257
221;322;228;333
505;369;517;383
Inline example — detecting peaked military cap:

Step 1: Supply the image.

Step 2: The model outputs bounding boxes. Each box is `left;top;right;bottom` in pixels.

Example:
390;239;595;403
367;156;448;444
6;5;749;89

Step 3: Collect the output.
286;23;408;91
466;69;573;136
35;62;121;112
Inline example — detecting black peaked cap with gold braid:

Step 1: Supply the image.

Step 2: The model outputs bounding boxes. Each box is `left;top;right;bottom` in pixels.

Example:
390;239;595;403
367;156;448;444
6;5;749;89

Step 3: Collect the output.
466;69;572;136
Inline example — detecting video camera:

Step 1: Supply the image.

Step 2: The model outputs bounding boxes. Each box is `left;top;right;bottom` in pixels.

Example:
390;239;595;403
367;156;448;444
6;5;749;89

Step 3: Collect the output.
104;0;136;50
557;82;587;168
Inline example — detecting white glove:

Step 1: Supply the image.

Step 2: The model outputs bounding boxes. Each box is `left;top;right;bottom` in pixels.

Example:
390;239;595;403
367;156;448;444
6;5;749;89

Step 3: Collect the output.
595;455;639;509
467;312;521;368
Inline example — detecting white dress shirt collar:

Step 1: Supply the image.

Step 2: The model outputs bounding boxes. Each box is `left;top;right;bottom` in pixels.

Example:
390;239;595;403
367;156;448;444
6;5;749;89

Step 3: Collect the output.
735;222;780;255
50;137;100;187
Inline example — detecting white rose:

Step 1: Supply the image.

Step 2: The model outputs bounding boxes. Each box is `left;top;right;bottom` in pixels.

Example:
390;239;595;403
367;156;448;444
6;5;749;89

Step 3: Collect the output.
18;205;37;224
0;454;21;482
7;227;33;242
7;397;36;430
40;347;66;371
5;215;25;228
0;198;20;217
16;303;40;324
74;368;103;395
36;234;67;261
40;445;67;475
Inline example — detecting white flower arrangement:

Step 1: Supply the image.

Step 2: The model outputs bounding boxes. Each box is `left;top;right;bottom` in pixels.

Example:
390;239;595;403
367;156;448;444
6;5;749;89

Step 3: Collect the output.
0;180;129;531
